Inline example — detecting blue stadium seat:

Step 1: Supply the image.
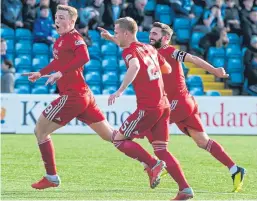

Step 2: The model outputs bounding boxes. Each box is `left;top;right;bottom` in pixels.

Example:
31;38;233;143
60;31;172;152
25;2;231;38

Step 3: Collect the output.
137;32;149;43
0;28;15;40
102;85;117;94
31;86;49;94
6;40;14;54
118;47;123;58
32;57;48;71
189;88;204;96
49;44;53;57
119;60;127;72
119;72;126;83
15;28;32;41
33;43;49;55
155;4;171;20
88;30;100;42
15;41;32;56
15;85;30;94
51;29;59;39
85;71;101;85
225;47;242;58
15;74;30;87
90;85;102;95
34;54;49;62
173;18;191;30
205;90;221;96
102;58;118;72
190;32;205;52
186;75;203;91
88;44;101;60
123;86;135;95
92;41;100;49
15;56;32;71
212;57;225;68
6;54;14;62
144;0;156;12
101;43;118;56
159;14;172;25
226;58;243;73
207;47;225;65
227;33;240;46
173;18;192;43
226;58;243;86
85;59;102;72
228;73;244;86
102;72;118;86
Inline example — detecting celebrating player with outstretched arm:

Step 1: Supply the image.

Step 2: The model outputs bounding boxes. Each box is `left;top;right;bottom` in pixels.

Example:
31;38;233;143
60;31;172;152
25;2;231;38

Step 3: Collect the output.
148;22;245;192
98;17;194;200
23;5;116;190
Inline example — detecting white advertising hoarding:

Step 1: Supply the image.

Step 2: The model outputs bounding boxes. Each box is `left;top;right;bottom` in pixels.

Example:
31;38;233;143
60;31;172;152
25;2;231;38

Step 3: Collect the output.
0;94;256;135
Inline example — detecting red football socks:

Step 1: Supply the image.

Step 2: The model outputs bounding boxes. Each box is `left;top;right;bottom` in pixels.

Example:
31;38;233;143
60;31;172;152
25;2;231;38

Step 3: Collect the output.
206;139;235;169
153;143;190;191
113;140;157;168
38;138;57;175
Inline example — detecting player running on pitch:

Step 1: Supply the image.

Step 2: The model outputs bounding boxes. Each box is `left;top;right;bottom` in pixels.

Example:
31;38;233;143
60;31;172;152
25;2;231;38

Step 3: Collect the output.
99;17;194;200
148;22;246;193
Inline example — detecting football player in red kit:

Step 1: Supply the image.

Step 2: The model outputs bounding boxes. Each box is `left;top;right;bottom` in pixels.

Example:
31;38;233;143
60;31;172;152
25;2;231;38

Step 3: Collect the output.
23;5;115;190
149;22;245;192
98;17;194;200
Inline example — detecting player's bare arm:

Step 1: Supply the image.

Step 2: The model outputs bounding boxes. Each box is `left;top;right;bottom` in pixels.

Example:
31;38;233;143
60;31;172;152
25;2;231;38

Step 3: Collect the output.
184;53;229;78
98;27;121;46
108;58;140;106
160;61;172;74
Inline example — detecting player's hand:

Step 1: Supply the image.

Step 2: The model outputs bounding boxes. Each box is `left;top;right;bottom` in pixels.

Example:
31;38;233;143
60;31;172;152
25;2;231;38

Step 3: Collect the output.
108;90;123;106
213;67;229;78
45;71;63;86
97;27;113;41
22;72;41;82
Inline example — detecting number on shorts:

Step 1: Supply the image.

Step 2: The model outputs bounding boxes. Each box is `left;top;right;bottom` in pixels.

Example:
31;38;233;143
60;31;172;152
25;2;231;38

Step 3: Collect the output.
144;55;160;81
44;104;53;114
121;120;129;132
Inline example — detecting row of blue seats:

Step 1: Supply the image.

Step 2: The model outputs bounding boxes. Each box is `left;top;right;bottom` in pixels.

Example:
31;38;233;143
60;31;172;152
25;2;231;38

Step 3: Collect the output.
14;84;135;95
13;56;127;73
1;28;59;41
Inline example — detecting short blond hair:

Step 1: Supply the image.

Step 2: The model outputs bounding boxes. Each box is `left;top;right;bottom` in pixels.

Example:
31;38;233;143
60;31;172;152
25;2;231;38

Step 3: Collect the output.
115;17;138;34
57;5;78;21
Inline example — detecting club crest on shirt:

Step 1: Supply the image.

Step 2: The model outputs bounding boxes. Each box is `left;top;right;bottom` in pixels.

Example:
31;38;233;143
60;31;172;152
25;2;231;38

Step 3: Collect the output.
75;40;85;46
125;54;132;63
58;40;63;47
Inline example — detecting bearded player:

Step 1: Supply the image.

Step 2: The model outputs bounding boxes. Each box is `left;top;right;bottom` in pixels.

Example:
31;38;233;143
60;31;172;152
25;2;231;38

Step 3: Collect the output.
149;22;246;193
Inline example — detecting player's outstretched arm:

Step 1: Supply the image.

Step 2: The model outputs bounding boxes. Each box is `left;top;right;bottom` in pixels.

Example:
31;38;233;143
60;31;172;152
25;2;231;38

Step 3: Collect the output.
184;53;229;78
97;27;121;47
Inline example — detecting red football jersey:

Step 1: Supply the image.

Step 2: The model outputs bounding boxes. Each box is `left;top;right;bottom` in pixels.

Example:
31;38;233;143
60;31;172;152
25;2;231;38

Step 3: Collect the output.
122;42;169;109
158;45;189;100
41;29;90;95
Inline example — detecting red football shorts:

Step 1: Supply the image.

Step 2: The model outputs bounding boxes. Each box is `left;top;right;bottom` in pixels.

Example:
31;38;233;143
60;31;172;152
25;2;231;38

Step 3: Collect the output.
170;95;204;135
42;92;105;126
119;107;170;142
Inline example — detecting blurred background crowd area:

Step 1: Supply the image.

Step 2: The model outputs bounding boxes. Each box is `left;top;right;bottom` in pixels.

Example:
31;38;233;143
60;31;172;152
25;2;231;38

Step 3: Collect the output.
1;0;257;96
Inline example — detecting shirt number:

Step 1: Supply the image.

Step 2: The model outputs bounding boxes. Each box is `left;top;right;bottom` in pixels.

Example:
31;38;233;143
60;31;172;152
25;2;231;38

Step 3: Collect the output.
144;55;160;81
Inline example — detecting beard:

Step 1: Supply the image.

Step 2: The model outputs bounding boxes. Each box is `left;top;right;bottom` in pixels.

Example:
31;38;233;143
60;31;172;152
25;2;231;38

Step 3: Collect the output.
151;37;162;49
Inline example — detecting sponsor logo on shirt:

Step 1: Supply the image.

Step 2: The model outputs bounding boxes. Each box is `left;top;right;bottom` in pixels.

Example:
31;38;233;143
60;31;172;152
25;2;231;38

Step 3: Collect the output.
58;40;63;47
75;40;85;46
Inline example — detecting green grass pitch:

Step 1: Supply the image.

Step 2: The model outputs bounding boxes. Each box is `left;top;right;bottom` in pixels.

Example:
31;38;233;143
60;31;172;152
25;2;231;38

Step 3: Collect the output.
1;134;257;200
